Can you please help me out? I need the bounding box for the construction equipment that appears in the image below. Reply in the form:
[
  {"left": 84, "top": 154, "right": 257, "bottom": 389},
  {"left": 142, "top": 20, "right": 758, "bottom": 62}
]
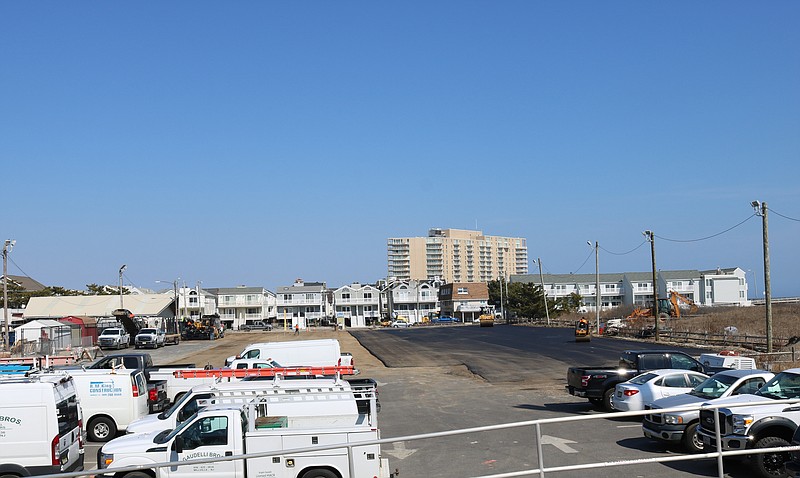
[
  {"left": 575, "top": 318, "right": 591, "bottom": 342},
  {"left": 479, "top": 306, "right": 495, "bottom": 327},
  {"left": 181, "top": 314, "right": 224, "bottom": 340},
  {"left": 626, "top": 291, "right": 698, "bottom": 319}
]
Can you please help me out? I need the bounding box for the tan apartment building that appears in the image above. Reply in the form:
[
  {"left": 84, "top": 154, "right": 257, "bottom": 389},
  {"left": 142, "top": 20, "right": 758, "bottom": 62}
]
[{"left": 387, "top": 228, "right": 528, "bottom": 283}]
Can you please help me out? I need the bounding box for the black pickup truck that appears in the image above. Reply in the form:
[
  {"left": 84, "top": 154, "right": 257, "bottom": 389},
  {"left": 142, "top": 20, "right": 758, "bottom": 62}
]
[
  {"left": 83, "top": 352, "right": 195, "bottom": 413},
  {"left": 566, "top": 350, "right": 715, "bottom": 412}
]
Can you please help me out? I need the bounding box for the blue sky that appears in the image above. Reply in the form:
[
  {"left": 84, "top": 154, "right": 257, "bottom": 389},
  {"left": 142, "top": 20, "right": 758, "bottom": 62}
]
[{"left": 2, "top": 2, "right": 798, "bottom": 297}]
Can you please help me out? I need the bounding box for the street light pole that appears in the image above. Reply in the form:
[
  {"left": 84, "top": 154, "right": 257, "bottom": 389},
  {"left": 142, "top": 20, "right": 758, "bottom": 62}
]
[
  {"left": 752, "top": 200, "right": 773, "bottom": 353},
  {"left": 538, "top": 257, "right": 550, "bottom": 326},
  {"left": 118, "top": 264, "right": 127, "bottom": 310},
  {"left": 3, "top": 239, "right": 16, "bottom": 351},
  {"left": 588, "top": 241, "right": 600, "bottom": 334},
  {"left": 643, "top": 231, "right": 659, "bottom": 342}
]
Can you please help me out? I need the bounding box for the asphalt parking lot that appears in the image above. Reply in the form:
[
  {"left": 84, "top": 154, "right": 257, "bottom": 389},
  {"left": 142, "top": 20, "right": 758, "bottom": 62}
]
[{"left": 83, "top": 326, "right": 747, "bottom": 477}]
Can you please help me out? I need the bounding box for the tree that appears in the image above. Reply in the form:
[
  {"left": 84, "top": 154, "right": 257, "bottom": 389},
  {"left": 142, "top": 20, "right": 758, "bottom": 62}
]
[
  {"left": 552, "top": 292, "right": 584, "bottom": 314},
  {"left": 488, "top": 280, "right": 549, "bottom": 320}
]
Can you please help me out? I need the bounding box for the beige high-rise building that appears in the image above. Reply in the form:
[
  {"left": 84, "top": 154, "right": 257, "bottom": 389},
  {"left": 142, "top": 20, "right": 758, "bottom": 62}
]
[{"left": 387, "top": 228, "right": 528, "bottom": 283}]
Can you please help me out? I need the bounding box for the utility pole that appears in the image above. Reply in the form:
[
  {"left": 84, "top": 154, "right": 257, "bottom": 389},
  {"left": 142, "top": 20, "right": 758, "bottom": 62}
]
[
  {"left": 118, "top": 264, "right": 127, "bottom": 310},
  {"left": 593, "top": 241, "right": 600, "bottom": 334},
  {"left": 499, "top": 272, "right": 505, "bottom": 323},
  {"left": 643, "top": 231, "right": 659, "bottom": 341},
  {"left": 3, "top": 240, "right": 16, "bottom": 351},
  {"left": 753, "top": 200, "right": 773, "bottom": 353},
  {"left": 538, "top": 257, "right": 550, "bottom": 326}
]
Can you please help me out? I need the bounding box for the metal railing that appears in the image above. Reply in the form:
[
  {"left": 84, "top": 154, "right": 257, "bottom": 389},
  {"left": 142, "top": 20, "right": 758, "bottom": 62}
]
[{"left": 34, "top": 398, "right": 800, "bottom": 478}]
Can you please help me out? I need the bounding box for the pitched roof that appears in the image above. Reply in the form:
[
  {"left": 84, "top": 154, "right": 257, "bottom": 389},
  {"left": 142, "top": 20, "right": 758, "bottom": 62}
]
[
  {"left": 23, "top": 294, "right": 173, "bottom": 319},
  {"left": 2, "top": 275, "right": 46, "bottom": 291}
]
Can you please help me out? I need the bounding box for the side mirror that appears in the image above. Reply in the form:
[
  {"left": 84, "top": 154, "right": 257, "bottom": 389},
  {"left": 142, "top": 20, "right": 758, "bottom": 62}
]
[{"left": 173, "top": 436, "right": 184, "bottom": 454}]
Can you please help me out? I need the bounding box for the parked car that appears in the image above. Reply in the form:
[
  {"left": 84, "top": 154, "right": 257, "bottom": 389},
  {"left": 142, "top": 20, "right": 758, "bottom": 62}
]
[
  {"left": 610, "top": 369, "right": 708, "bottom": 412},
  {"left": 239, "top": 321, "right": 274, "bottom": 332},
  {"left": 391, "top": 320, "right": 409, "bottom": 328},
  {"left": 433, "top": 316, "right": 457, "bottom": 323},
  {"left": 134, "top": 328, "right": 166, "bottom": 349},
  {"left": 642, "top": 369, "right": 773, "bottom": 452}
]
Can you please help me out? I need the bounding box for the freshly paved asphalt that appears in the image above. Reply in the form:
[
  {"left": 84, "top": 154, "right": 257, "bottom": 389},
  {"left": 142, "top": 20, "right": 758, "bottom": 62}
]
[{"left": 84, "top": 326, "right": 747, "bottom": 478}]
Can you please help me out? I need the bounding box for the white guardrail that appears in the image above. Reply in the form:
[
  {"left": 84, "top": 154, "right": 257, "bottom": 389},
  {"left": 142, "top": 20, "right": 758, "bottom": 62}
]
[{"left": 35, "top": 398, "right": 800, "bottom": 478}]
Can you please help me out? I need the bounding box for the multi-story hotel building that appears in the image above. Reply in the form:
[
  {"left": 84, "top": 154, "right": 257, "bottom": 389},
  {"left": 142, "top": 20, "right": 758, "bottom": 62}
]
[{"left": 387, "top": 228, "right": 528, "bottom": 283}]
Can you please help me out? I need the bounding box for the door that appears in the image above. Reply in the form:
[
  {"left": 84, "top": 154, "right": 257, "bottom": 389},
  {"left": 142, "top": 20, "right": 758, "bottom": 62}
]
[{"left": 166, "top": 415, "right": 241, "bottom": 478}]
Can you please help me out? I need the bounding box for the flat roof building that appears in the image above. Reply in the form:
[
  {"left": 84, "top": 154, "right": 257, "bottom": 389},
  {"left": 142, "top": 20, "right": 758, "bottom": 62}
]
[{"left": 388, "top": 228, "right": 528, "bottom": 283}]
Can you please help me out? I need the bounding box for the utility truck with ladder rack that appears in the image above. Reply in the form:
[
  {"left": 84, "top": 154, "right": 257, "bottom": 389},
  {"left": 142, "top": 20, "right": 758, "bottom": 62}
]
[{"left": 97, "top": 381, "right": 390, "bottom": 478}]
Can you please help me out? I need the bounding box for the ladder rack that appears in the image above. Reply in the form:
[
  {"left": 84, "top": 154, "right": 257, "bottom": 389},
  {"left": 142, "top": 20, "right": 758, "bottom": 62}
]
[{"left": 172, "top": 365, "right": 356, "bottom": 379}]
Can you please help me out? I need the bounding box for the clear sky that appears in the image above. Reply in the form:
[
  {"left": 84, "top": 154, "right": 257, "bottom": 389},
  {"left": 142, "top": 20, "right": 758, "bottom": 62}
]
[{"left": 2, "top": 2, "right": 798, "bottom": 297}]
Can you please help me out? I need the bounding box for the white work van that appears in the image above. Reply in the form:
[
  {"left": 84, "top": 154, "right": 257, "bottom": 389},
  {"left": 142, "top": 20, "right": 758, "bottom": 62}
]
[
  {"left": 36, "top": 368, "right": 150, "bottom": 442},
  {"left": 98, "top": 383, "right": 388, "bottom": 478},
  {"left": 127, "top": 376, "right": 356, "bottom": 435},
  {"left": 0, "top": 373, "right": 84, "bottom": 476},
  {"left": 224, "top": 338, "right": 351, "bottom": 368}
]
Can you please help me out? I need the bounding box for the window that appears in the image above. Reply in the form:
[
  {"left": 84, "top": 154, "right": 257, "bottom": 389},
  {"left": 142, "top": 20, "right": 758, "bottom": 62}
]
[
  {"left": 364, "top": 293, "right": 372, "bottom": 299},
  {"left": 663, "top": 374, "right": 688, "bottom": 388},
  {"left": 243, "top": 349, "right": 260, "bottom": 359},
  {"left": 56, "top": 395, "right": 80, "bottom": 436},
  {"left": 180, "top": 416, "right": 229, "bottom": 449},
  {"left": 670, "top": 354, "right": 699, "bottom": 370},
  {"left": 342, "top": 293, "right": 351, "bottom": 300},
  {"left": 282, "top": 294, "right": 292, "bottom": 301},
  {"left": 604, "top": 284, "right": 614, "bottom": 290},
  {"left": 457, "top": 288, "right": 469, "bottom": 294}
]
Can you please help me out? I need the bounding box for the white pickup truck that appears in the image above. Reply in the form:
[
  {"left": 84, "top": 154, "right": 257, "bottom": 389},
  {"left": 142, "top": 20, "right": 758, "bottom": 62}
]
[
  {"left": 98, "top": 327, "right": 130, "bottom": 349},
  {"left": 97, "top": 383, "right": 389, "bottom": 478}
]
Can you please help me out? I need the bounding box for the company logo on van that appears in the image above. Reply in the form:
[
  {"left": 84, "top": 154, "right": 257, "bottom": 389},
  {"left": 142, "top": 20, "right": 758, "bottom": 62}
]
[
  {"left": 0, "top": 416, "right": 21, "bottom": 426},
  {"left": 182, "top": 451, "right": 222, "bottom": 461},
  {"left": 89, "top": 380, "right": 123, "bottom": 397}
]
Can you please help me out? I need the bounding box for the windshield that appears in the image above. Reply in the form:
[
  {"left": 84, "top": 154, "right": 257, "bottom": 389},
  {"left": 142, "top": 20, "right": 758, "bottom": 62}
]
[
  {"left": 101, "top": 330, "right": 121, "bottom": 336},
  {"left": 160, "top": 391, "right": 195, "bottom": 419},
  {"left": 756, "top": 372, "right": 800, "bottom": 399},
  {"left": 630, "top": 372, "right": 658, "bottom": 385},
  {"left": 140, "top": 329, "right": 157, "bottom": 334},
  {"left": 690, "top": 373, "right": 739, "bottom": 399}
]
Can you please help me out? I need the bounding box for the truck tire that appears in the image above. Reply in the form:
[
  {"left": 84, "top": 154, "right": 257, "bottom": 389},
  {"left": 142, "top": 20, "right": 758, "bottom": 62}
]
[
  {"left": 300, "top": 469, "right": 337, "bottom": 478},
  {"left": 88, "top": 416, "right": 118, "bottom": 442},
  {"left": 752, "top": 436, "right": 790, "bottom": 478},
  {"left": 682, "top": 422, "right": 703, "bottom": 453},
  {"left": 603, "top": 388, "right": 615, "bottom": 412},
  {"left": 122, "top": 472, "right": 151, "bottom": 478}
]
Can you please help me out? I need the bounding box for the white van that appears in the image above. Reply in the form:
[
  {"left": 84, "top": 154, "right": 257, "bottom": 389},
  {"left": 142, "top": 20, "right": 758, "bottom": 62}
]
[
  {"left": 224, "top": 338, "right": 349, "bottom": 368},
  {"left": 36, "top": 368, "right": 150, "bottom": 442},
  {"left": 0, "top": 373, "right": 84, "bottom": 475}
]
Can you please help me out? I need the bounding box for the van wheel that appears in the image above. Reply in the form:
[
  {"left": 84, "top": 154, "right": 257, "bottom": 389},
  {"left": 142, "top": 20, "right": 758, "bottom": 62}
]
[
  {"left": 682, "top": 422, "right": 703, "bottom": 453},
  {"left": 752, "top": 436, "right": 790, "bottom": 478},
  {"left": 300, "top": 469, "right": 337, "bottom": 478},
  {"left": 88, "top": 417, "right": 117, "bottom": 442}
]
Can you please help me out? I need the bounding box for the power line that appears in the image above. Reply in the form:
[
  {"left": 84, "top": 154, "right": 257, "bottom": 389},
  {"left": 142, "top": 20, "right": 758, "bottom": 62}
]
[
  {"left": 599, "top": 240, "right": 648, "bottom": 256},
  {"left": 654, "top": 214, "right": 757, "bottom": 243},
  {"left": 571, "top": 248, "right": 594, "bottom": 274},
  {"left": 768, "top": 207, "right": 800, "bottom": 222}
]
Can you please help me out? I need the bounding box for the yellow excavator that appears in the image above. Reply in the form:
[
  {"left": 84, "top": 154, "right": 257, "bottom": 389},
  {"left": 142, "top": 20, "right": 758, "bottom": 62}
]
[{"left": 626, "top": 291, "right": 698, "bottom": 319}]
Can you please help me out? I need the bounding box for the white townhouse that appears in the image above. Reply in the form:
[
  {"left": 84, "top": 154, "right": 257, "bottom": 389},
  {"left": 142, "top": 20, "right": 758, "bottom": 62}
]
[
  {"left": 207, "top": 286, "right": 276, "bottom": 330},
  {"left": 275, "top": 279, "right": 329, "bottom": 330},
  {"left": 385, "top": 280, "right": 441, "bottom": 325},
  {"left": 699, "top": 267, "right": 749, "bottom": 306},
  {"left": 511, "top": 267, "right": 749, "bottom": 311},
  {"left": 332, "top": 283, "right": 381, "bottom": 328}
]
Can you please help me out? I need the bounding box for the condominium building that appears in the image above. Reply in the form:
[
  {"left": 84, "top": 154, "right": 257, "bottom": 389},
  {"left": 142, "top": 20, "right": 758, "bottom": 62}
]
[{"left": 387, "top": 228, "right": 528, "bottom": 283}]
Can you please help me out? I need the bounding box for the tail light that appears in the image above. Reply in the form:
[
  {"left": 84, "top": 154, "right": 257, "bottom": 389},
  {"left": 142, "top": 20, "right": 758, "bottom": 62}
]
[
  {"left": 78, "top": 419, "right": 84, "bottom": 449},
  {"left": 580, "top": 375, "right": 591, "bottom": 387},
  {"left": 51, "top": 434, "right": 60, "bottom": 466},
  {"left": 131, "top": 376, "right": 140, "bottom": 397},
  {"left": 623, "top": 389, "right": 639, "bottom": 397},
  {"left": 149, "top": 387, "right": 158, "bottom": 402},
  {"left": 338, "top": 357, "right": 342, "bottom": 366}
]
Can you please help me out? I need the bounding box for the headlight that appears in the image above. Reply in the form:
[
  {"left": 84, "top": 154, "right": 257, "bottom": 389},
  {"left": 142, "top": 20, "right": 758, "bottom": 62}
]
[
  {"left": 98, "top": 452, "right": 114, "bottom": 469},
  {"left": 732, "top": 414, "right": 754, "bottom": 434},
  {"left": 664, "top": 414, "right": 684, "bottom": 425}
]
